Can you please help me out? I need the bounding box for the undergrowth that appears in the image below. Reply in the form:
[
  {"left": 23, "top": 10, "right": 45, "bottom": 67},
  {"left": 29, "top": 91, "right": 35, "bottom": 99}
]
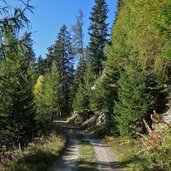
[
  {"left": 3, "top": 133, "right": 66, "bottom": 171},
  {"left": 106, "top": 129, "right": 171, "bottom": 171}
]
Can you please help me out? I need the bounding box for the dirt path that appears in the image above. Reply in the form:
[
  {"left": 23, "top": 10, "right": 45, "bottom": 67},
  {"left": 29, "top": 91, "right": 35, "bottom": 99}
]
[
  {"left": 48, "top": 122, "right": 79, "bottom": 171},
  {"left": 87, "top": 136, "right": 123, "bottom": 171},
  {"left": 48, "top": 121, "right": 124, "bottom": 171}
]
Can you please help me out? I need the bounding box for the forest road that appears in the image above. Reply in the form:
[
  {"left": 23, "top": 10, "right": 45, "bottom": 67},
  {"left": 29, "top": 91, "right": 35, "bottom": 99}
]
[
  {"left": 48, "top": 121, "right": 124, "bottom": 171},
  {"left": 84, "top": 133, "right": 124, "bottom": 171}
]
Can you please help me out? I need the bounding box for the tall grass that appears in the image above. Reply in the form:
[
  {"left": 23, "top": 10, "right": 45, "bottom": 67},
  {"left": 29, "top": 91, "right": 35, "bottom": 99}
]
[{"left": 3, "top": 134, "right": 66, "bottom": 171}]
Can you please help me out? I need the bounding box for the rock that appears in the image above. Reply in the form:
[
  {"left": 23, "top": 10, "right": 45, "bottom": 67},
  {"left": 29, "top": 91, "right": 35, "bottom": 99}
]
[
  {"left": 97, "top": 112, "right": 107, "bottom": 126},
  {"left": 162, "top": 110, "right": 171, "bottom": 124}
]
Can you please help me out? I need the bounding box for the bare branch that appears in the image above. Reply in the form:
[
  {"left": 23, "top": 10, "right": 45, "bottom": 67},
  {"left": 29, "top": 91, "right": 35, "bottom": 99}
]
[{"left": 143, "top": 119, "right": 152, "bottom": 133}]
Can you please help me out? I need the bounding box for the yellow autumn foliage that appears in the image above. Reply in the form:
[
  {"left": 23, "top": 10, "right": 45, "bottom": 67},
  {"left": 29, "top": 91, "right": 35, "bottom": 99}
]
[{"left": 34, "top": 75, "right": 44, "bottom": 96}]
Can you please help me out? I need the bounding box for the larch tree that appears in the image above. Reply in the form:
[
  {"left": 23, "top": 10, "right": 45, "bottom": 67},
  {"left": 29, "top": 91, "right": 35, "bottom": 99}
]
[
  {"left": 72, "top": 10, "right": 86, "bottom": 88},
  {"left": 0, "top": 16, "right": 36, "bottom": 149},
  {"left": 0, "top": 0, "right": 44, "bottom": 150},
  {"left": 34, "top": 62, "right": 62, "bottom": 131},
  {"left": 103, "top": 0, "right": 170, "bottom": 136}
]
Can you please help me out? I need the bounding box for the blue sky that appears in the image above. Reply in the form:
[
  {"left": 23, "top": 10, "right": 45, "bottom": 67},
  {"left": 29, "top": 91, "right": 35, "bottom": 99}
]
[{"left": 25, "top": 0, "right": 117, "bottom": 58}]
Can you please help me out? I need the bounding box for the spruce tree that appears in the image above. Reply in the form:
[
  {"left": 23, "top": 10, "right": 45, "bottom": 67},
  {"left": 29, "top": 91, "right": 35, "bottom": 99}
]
[
  {"left": 46, "top": 25, "right": 74, "bottom": 116},
  {"left": 36, "top": 56, "right": 47, "bottom": 75},
  {"left": 73, "top": 58, "right": 94, "bottom": 117},
  {"left": 114, "top": 68, "right": 148, "bottom": 136},
  {"left": 45, "top": 46, "right": 55, "bottom": 71},
  {"left": 90, "top": 67, "right": 118, "bottom": 115},
  {"left": 114, "top": 65, "right": 167, "bottom": 137},
  {"left": 88, "top": 0, "right": 109, "bottom": 76}
]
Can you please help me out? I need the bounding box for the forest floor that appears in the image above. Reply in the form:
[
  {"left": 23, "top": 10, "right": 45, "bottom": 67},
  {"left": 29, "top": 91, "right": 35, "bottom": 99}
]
[{"left": 48, "top": 121, "right": 124, "bottom": 171}]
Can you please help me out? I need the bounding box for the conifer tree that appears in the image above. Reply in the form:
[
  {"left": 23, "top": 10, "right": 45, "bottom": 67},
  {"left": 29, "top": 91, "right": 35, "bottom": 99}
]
[
  {"left": 73, "top": 58, "right": 94, "bottom": 116},
  {"left": 36, "top": 56, "right": 47, "bottom": 75},
  {"left": 46, "top": 25, "right": 74, "bottom": 116},
  {"left": 34, "top": 62, "right": 62, "bottom": 129},
  {"left": 72, "top": 84, "right": 84, "bottom": 113},
  {"left": 114, "top": 68, "right": 149, "bottom": 136},
  {"left": 117, "top": 0, "right": 124, "bottom": 11},
  {"left": 0, "top": 31, "right": 36, "bottom": 147},
  {"left": 88, "top": 0, "right": 109, "bottom": 76},
  {"left": 72, "top": 10, "right": 84, "bottom": 59},
  {"left": 72, "top": 10, "right": 86, "bottom": 89},
  {"left": 90, "top": 67, "right": 118, "bottom": 115},
  {"left": 114, "top": 65, "right": 167, "bottom": 137},
  {"left": 0, "top": 0, "right": 36, "bottom": 148},
  {"left": 97, "top": 0, "right": 171, "bottom": 135},
  {"left": 45, "top": 46, "right": 55, "bottom": 71}
]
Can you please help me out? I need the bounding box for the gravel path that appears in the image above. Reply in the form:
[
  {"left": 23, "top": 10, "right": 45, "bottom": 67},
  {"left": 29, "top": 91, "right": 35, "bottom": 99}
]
[
  {"left": 48, "top": 122, "right": 79, "bottom": 171},
  {"left": 91, "top": 138, "right": 123, "bottom": 170},
  {"left": 48, "top": 121, "right": 124, "bottom": 171}
]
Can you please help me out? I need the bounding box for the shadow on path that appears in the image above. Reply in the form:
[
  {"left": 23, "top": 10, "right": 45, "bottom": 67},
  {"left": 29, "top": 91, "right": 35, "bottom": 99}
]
[{"left": 76, "top": 160, "right": 124, "bottom": 171}]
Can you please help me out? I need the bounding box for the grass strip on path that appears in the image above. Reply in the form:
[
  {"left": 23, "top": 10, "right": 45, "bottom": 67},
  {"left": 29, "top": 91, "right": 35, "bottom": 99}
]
[{"left": 76, "top": 139, "right": 97, "bottom": 171}]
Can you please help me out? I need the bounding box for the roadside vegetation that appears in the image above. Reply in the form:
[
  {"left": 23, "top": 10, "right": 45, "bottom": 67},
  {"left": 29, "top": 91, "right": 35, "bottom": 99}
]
[
  {"left": 106, "top": 128, "right": 171, "bottom": 170},
  {"left": 3, "top": 132, "right": 65, "bottom": 171}
]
